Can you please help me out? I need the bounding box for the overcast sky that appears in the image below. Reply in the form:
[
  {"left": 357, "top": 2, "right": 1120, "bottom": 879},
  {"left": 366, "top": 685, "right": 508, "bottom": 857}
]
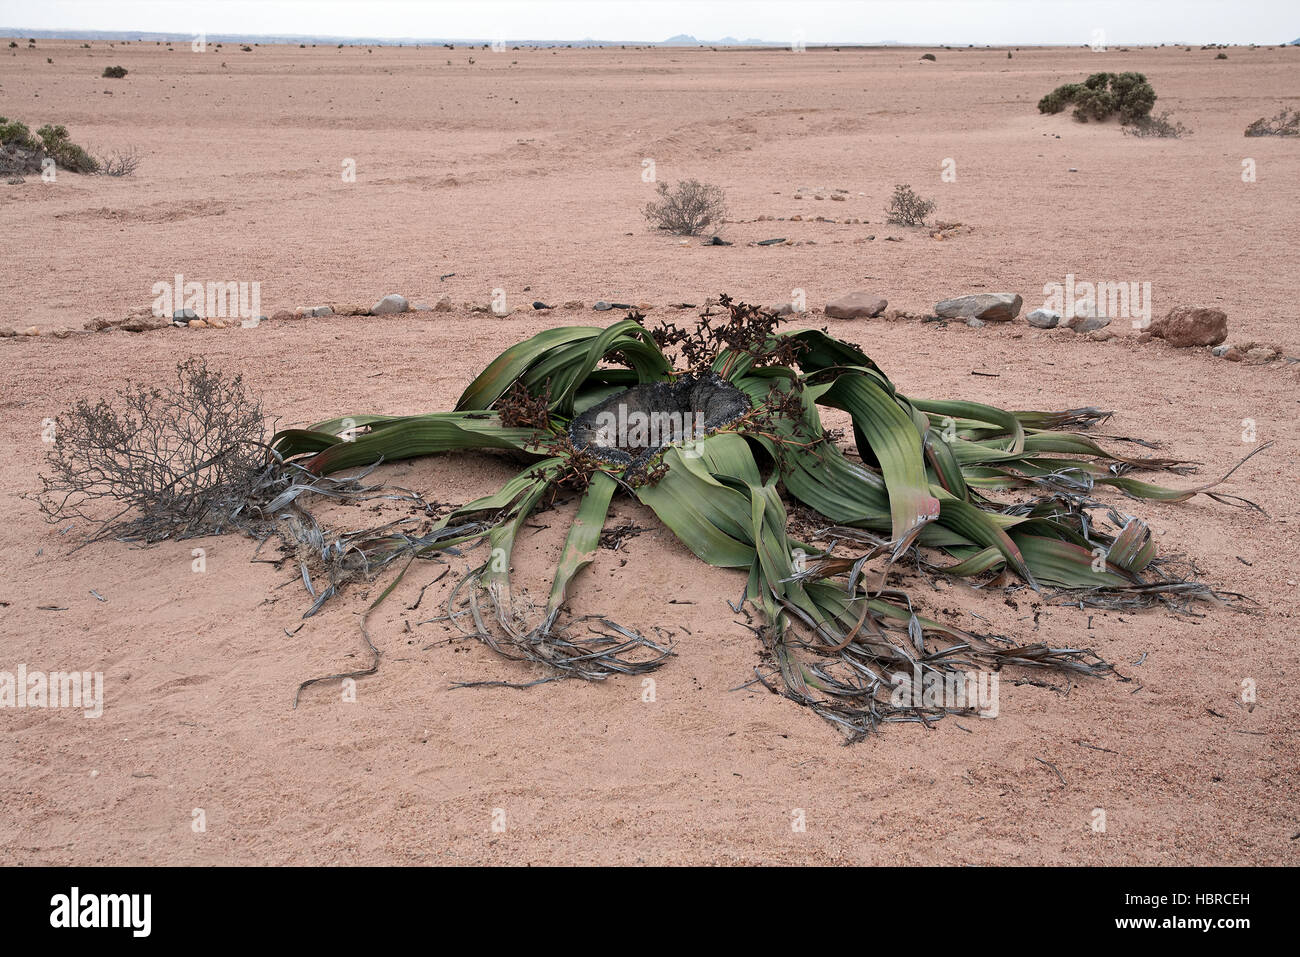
[{"left": 1, "top": 0, "right": 1294, "bottom": 45}]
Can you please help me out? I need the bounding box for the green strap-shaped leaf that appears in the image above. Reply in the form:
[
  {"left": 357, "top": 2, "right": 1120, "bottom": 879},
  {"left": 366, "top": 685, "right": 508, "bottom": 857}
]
[
  {"left": 1106, "top": 518, "right": 1157, "bottom": 572},
  {"left": 547, "top": 471, "right": 617, "bottom": 613},
  {"left": 908, "top": 397, "right": 1026, "bottom": 455},
  {"left": 1010, "top": 534, "right": 1135, "bottom": 589},
  {"left": 458, "top": 320, "right": 673, "bottom": 417},
  {"left": 273, "top": 412, "right": 541, "bottom": 475},
  {"left": 456, "top": 326, "right": 605, "bottom": 410},
  {"left": 635, "top": 442, "right": 759, "bottom": 569},
  {"left": 782, "top": 328, "right": 890, "bottom": 384},
  {"left": 819, "top": 373, "right": 940, "bottom": 554},
  {"left": 933, "top": 490, "right": 1035, "bottom": 586}
]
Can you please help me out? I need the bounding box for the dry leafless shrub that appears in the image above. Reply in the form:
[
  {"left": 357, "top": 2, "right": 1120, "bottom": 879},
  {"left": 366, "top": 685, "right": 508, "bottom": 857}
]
[
  {"left": 1123, "top": 110, "right": 1192, "bottom": 138},
  {"left": 37, "top": 358, "right": 270, "bottom": 543},
  {"left": 95, "top": 146, "right": 141, "bottom": 176},
  {"left": 34, "top": 357, "right": 466, "bottom": 628},
  {"left": 1244, "top": 108, "right": 1300, "bottom": 137},
  {"left": 643, "top": 178, "right": 728, "bottom": 235},
  {"left": 884, "top": 183, "right": 936, "bottom": 226}
]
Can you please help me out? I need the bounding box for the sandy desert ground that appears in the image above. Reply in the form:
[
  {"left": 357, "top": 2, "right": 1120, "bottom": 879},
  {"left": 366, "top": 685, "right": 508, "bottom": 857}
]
[{"left": 1, "top": 40, "right": 1297, "bottom": 864}]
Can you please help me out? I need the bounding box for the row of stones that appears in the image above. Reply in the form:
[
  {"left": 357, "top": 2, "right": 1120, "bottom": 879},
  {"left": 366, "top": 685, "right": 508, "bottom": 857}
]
[
  {"left": 820, "top": 291, "right": 1281, "bottom": 357},
  {"left": 6, "top": 293, "right": 1289, "bottom": 367}
]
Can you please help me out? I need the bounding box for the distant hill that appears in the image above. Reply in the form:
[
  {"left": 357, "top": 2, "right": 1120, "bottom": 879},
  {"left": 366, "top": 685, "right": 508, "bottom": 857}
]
[
  {"left": 660, "top": 34, "right": 765, "bottom": 46},
  {"left": 0, "top": 26, "right": 879, "bottom": 47}
]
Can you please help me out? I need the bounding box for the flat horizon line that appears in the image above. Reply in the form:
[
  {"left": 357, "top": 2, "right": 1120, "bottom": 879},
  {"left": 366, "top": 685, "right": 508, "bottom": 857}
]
[{"left": 2, "top": 27, "right": 1295, "bottom": 47}]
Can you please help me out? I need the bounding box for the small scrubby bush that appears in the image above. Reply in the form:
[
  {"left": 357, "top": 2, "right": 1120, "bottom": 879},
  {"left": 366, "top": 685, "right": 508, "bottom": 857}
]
[
  {"left": 97, "top": 146, "right": 141, "bottom": 176},
  {"left": 37, "top": 359, "right": 269, "bottom": 543},
  {"left": 1038, "top": 71, "right": 1157, "bottom": 124},
  {"left": 1, "top": 117, "right": 139, "bottom": 176},
  {"left": 0, "top": 116, "right": 37, "bottom": 149},
  {"left": 1244, "top": 108, "right": 1300, "bottom": 137},
  {"left": 643, "top": 179, "right": 729, "bottom": 235},
  {"left": 36, "top": 124, "right": 99, "bottom": 173},
  {"left": 1123, "top": 110, "right": 1192, "bottom": 138},
  {"left": 0, "top": 117, "right": 43, "bottom": 177},
  {"left": 884, "top": 184, "right": 936, "bottom": 227},
  {"left": 102, "top": 65, "right": 127, "bottom": 78}
]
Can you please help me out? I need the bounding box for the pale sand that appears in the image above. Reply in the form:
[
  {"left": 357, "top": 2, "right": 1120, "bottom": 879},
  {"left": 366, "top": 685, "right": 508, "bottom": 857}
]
[{"left": 0, "top": 41, "right": 1297, "bottom": 864}]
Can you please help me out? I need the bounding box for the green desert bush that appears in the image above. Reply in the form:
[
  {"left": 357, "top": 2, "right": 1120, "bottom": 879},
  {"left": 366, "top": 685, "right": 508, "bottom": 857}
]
[
  {"left": 0, "top": 116, "right": 43, "bottom": 177},
  {"left": 1038, "top": 71, "right": 1157, "bottom": 124},
  {"left": 1, "top": 117, "right": 139, "bottom": 177},
  {"left": 36, "top": 124, "right": 99, "bottom": 173},
  {"left": 0, "top": 116, "right": 38, "bottom": 149},
  {"left": 884, "top": 183, "right": 936, "bottom": 226},
  {"left": 102, "top": 65, "right": 128, "bottom": 78}
]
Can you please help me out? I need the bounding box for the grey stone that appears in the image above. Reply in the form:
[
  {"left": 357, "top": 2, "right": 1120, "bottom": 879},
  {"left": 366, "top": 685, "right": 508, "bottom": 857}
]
[
  {"left": 1026, "top": 308, "right": 1061, "bottom": 329},
  {"left": 593, "top": 301, "right": 613, "bottom": 311},
  {"left": 825, "top": 291, "right": 888, "bottom": 320},
  {"left": 934, "top": 293, "right": 1022, "bottom": 322},
  {"left": 370, "top": 293, "right": 409, "bottom": 315},
  {"left": 966, "top": 317, "right": 986, "bottom": 328},
  {"left": 1073, "top": 315, "right": 1112, "bottom": 333}
]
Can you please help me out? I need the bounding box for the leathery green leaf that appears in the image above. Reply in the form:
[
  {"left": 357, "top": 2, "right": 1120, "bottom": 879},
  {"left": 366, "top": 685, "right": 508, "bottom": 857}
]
[
  {"left": 547, "top": 471, "right": 617, "bottom": 613},
  {"left": 278, "top": 412, "right": 540, "bottom": 475},
  {"left": 820, "top": 373, "right": 940, "bottom": 553},
  {"left": 635, "top": 447, "right": 756, "bottom": 569}
]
